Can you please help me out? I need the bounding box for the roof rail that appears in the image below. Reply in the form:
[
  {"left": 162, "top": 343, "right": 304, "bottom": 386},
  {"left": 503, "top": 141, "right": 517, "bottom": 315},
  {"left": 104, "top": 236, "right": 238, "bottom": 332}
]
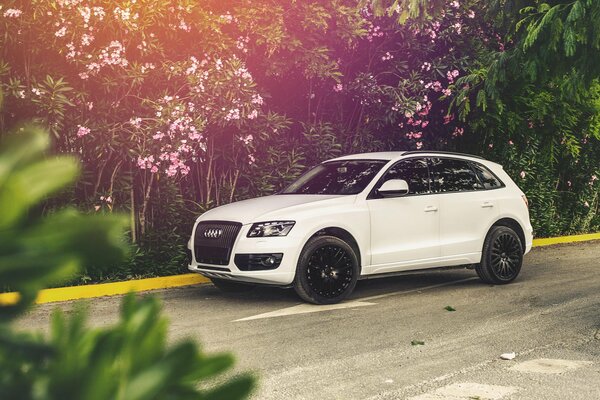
[{"left": 401, "top": 150, "right": 485, "bottom": 160}]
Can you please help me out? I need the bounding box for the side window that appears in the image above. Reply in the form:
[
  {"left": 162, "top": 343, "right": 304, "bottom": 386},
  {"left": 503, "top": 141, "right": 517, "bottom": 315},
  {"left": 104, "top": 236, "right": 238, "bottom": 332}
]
[
  {"left": 470, "top": 162, "right": 504, "bottom": 190},
  {"left": 429, "top": 158, "right": 483, "bottom": 193},
  {"left": 380, "top": 158, "right": 430, "bottom": 195}
]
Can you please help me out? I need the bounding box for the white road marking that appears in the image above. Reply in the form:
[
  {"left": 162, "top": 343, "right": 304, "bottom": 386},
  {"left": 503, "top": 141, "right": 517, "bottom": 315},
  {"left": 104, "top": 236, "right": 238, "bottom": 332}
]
[
  {"left": 408, "top": 382, "right": 519, "bottom": 400},
  {"left": 233, "top": 301, "right": 376, "bottom": 322},
  {"left": 510, "top": 358, "right": 593, "bottom": 374},
  {"left": 234, "top": 277, "right": 477, "bottom": 322},
  {"left": 360, "top": 277, "right": 478, "bottom": 302}
]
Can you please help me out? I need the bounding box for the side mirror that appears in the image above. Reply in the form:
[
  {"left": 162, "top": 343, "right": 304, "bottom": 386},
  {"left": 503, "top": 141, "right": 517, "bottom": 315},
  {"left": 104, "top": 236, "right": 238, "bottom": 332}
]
[{"left": 378, "top": 179, "right": 409, "bottom": 197}]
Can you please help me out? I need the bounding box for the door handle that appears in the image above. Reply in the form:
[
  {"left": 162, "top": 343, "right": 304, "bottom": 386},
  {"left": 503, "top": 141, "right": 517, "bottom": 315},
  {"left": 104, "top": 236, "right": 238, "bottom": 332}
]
[
  {"left": 481, "top": 202, "right": 494, "bottom": 208},
  {"left": 424, "top": 205, "right": 438, "bottom": 212}
]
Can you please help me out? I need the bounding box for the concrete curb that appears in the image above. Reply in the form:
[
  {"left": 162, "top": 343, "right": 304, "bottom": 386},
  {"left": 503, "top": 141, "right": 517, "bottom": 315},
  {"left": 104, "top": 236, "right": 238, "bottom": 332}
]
[
  {"left": 531, "top": 232, "right": 600, "bottom": 247},
  {"left": 0, "top": 274, "right": 209, "bottom": 306},
  {"left": 1, "top": 232, "right": 599, "bottom": 306}
]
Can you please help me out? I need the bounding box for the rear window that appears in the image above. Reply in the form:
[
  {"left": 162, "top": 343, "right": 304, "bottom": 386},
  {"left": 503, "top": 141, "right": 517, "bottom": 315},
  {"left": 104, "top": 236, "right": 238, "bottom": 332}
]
[
  {"left": 429, "top": 158, "right": 483, "bottom": 193},
  {"left": 470, "top": 162, "right": 505, "bottom": 190}
]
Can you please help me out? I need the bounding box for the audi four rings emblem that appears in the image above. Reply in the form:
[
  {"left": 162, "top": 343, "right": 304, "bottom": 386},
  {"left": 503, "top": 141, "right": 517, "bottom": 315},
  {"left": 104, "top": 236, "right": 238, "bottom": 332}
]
[{"left": 203, "top": 228, "right": 223, "bottom": 239}]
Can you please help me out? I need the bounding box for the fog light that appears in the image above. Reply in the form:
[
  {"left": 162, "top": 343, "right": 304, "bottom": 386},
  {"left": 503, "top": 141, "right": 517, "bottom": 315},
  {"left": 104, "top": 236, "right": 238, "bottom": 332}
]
[
  {"left": 234, "top": 253, "right": 283, "bottom": 271},
  {"left": 262, "top": 256, "right": 276, "bottom": 267}
]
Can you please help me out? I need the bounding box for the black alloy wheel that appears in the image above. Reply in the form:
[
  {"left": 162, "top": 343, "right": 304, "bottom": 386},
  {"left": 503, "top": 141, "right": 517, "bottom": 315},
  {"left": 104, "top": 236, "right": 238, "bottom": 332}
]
[
  {"left": 294, "top": 235, "right": 359, "bottom": 304},
  {"left": 476, "top": 225, "right": 523, "bottom": 284}
]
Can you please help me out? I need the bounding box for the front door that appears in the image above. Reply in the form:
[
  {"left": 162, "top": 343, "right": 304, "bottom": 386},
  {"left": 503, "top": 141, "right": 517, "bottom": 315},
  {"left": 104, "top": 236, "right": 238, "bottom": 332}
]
[{"left": 366, "top": 158, "right": 440, "bottom": 273}]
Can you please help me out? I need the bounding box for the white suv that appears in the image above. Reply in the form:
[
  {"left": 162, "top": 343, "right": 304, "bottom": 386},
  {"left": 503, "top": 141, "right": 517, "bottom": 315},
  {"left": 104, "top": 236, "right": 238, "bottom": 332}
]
[{"left": 188, "top": 151, "right": 533, "bottom": 304}]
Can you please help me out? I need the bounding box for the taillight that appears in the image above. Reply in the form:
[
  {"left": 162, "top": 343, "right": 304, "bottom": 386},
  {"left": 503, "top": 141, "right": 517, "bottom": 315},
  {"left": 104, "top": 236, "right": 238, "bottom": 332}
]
[{"left": 521, "top": 194, "right": 529, "bottom": 208}]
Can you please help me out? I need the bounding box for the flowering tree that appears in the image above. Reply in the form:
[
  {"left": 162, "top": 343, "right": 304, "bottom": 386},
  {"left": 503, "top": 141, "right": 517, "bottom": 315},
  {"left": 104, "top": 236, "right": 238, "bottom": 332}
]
[{"left": 1, "top": 0, "right": 598, "bottom": 280}]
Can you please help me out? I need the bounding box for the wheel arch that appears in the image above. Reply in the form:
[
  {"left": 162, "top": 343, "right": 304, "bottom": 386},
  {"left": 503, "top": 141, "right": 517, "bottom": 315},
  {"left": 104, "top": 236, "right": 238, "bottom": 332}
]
[
  {"left": 308, "top": 227, "right": 362, "bottom": 270},
  {"left": 489, "top": 217, "right": 526, "bottom": 253}
]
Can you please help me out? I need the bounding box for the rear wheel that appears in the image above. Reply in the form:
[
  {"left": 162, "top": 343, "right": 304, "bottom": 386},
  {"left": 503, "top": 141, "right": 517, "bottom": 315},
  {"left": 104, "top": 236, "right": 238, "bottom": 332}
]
[
  {"left": 294, "top": 235, "right": 359, "bottom": 304},
  {"left": 211, "top": 278, "right": 255, "bottom": 292},
  {"left": 476, "top": 225, "right": 523, "bottom": 284}
]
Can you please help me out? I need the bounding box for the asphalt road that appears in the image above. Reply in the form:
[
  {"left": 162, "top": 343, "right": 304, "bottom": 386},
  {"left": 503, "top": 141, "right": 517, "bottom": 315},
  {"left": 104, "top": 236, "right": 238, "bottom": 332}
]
[{"left": 17, "top": 241, "right": 600, "bottom": 400}]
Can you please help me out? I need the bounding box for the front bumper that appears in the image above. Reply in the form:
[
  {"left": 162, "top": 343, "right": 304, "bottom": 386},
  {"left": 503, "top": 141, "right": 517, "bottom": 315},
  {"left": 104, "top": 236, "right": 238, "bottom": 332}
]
[{"left": 188, "top": 223, "right": 300, "bottom": 286}]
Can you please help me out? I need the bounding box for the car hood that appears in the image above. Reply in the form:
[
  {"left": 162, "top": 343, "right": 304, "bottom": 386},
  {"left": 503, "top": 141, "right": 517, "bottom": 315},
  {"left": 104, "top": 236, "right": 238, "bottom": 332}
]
[{"left": 198, "top": 194, "right": 353, "bottom": 224}]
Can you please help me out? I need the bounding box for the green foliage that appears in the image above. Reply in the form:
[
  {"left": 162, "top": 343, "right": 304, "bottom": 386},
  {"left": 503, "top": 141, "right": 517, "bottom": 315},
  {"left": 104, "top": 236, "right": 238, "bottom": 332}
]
[
  {"left": 1, "top": 0, "right": 599, "bottom": 286},
  {"left": 0, "top": 295, "right": 254, "bottom": 400},
  {"left": 0, "top": 126, "right": 255, "bottom": 399},
  {"left": 516, "top": 0, "right": 600, "bottom": 94},
  {"left": 0, "top": 126, "right": 127, "bottom": 318}
]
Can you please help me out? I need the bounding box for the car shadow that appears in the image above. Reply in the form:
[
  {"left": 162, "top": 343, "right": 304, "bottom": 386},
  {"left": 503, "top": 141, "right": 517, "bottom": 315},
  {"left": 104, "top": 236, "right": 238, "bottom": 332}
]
[{"left": 184, "top": 268, "right": 482, "bottom": 306}]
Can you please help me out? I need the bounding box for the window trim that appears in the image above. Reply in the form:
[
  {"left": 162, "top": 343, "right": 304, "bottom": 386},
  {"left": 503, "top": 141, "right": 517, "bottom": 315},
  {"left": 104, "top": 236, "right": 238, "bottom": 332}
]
[{"left": 367, "top": 156, "right": 507, "bottom": 199}]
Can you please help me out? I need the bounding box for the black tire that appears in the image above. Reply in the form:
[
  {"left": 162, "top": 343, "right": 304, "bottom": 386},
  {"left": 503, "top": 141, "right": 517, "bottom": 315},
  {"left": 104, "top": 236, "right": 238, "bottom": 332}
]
[
  {"left": 476, "top": 225, "right": 523, "bottom": 284},
  {"left": 211, "top": 278, "right": 255, "bottom": 293},
  {"left": 293, "top": 235, "right": 360, "bottom": 304}
]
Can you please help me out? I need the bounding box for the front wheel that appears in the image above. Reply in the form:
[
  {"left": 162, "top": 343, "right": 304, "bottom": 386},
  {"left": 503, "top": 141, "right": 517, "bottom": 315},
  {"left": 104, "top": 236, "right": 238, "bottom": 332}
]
[
  {"left": 476, "top": 225, "right": 523, "bottom": 284},
  {"left": 294, "top": 235, "right": 360, "bottom": 304}
]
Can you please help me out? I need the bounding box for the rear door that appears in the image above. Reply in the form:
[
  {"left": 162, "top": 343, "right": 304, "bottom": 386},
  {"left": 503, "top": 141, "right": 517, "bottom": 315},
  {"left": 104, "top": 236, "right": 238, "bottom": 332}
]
[{"left": 429, "top": 157, "right": 501, "bottom": 257}]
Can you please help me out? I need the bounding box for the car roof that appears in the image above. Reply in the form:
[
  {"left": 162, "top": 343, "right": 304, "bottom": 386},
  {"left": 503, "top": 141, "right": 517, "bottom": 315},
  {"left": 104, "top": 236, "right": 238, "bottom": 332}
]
[
  {"left": 329, "top": 151, "right": 491, "bottom": 163},
  {"left": 328, "top": 152, "right": 407, "bottom": 161}
]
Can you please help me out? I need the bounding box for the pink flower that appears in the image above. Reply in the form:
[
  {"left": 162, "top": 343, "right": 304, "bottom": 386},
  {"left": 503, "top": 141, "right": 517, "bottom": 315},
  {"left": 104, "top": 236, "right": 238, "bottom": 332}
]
[
  {"left": 129, "top": 117, "right": 142, "bottom": 128},
  {"left": 519, "top": 171, "right": 526, "bottom": 179},
  {"left": 415, "top": 141, "right": 423, "bottom": 149},
  {"left": 251, "top": 94, "right": 264, "bottom": 105},
  {"left": 446, "top": 70, "right": 459, "bottom": 84},
  {"left": 508, "top": 140, "right": 514, "bottom": 145},
  {"left": 453, "top": 22, "right": 462, "bottom": 34},
  {"left": 467, "top": 10, "right": 476, "bottom": 18},
  {"left": 76, "top": 125, "right": 90, "bottom": 137},
  {"left": 55, "top": 26, "right": 67, "bottom": 37},
  {"left": 239, "top": 134, "right": 254, "bottom": 145},
  {"left": 3, "top": 9, "right": 23, "bottom": 18},
  {"left": 443, "top": 114, "right": 454, "bottom": 125},
  {"left": 333, "top": 83, "right": 343, "bottom": 92}
]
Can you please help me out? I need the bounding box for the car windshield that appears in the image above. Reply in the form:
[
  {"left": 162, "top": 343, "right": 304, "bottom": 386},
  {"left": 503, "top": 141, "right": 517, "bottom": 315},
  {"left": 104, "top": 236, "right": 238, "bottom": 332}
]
[{"left": 281, "top": 160, "right": 387, "bottom": 195}]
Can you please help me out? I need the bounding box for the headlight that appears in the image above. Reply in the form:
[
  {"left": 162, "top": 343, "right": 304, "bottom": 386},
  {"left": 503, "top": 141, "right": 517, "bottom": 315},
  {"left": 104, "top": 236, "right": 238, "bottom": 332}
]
[{"left": 247, "top": 221, "right": 295, "bottom": 237}]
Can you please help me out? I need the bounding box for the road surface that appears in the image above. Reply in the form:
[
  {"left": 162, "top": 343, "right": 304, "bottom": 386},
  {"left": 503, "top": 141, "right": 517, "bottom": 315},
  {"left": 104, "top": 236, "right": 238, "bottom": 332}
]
[{"left": 17, "top": 241, "right": 600, "bottom": 399}]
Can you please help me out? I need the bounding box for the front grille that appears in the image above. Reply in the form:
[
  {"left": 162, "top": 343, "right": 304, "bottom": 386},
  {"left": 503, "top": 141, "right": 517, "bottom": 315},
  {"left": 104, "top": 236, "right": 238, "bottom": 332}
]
[{"left": 194, "top": 221, "right": 242, "bottom": 265}]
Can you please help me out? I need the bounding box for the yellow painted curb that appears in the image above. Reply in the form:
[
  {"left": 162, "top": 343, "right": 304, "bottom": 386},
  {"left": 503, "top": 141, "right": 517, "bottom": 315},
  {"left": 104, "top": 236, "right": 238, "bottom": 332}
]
[
  {"left": 532, "top": 232, "right": 600, "bottom": 247},
  {"left": 0, "top": 232, "right": 599, "bottom": 306},
  {"left": 0, "top": 273, "right": 209, "bottom": 306}
]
